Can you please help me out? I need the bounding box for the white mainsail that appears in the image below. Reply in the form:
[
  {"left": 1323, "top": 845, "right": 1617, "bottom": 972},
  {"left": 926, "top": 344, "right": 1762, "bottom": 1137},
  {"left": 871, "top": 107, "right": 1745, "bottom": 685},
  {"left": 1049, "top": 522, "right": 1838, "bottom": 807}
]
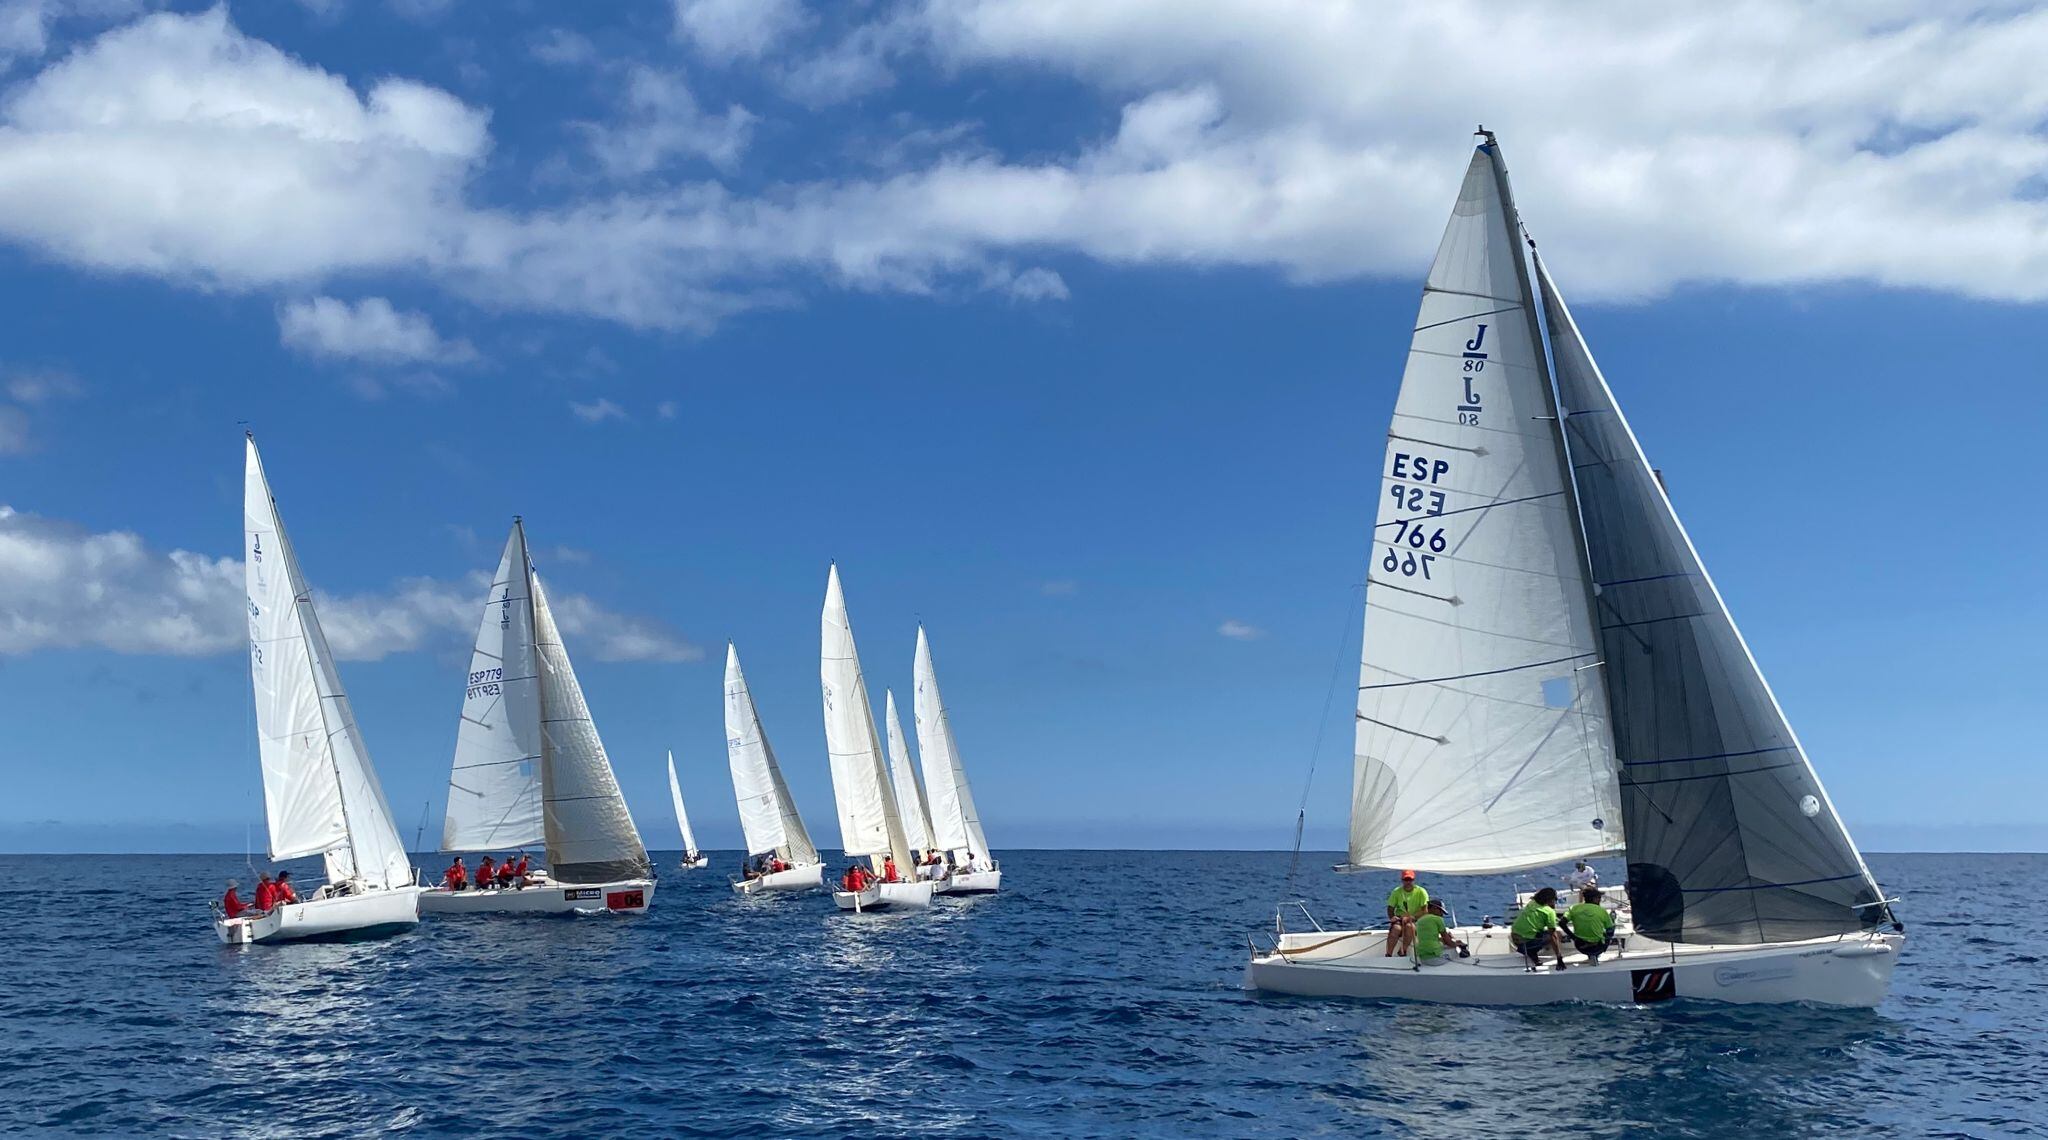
[
  {"left": 912, "top": 626, "right": 990, "bottom": 860},
  {"left": 442, "top": 523, "right": 544, "bottom": 851},
  {"left": 885, "top": 690, "right": 936, "bottom": 853},
  {"left": 724, "top": 643, "right": 818, "bottom": 864},
  {"left": 1348, "top": 142, "right": 1622, "bottom": 875},
  {"left": 666, "top": 750, "right": 699, "bottom": 857},
  {"left": 243, "top": 435, "right": 412, "bottom": 891},
  {"left": 819, "top": 565, "right": 912, "bottom": 872},
  {"left": 531, "top": 570, "right": 651, "bottom": 881}
]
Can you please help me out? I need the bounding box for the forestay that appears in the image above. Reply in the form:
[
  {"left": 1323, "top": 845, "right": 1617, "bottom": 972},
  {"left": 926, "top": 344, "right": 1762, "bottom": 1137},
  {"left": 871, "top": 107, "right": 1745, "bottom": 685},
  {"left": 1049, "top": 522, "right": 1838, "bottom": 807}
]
[
  {"left": 724, "top": 644, "right": 818, "bottom": 864},
  {"left": 532, "top": 571, "right": 650, "bottom": 882},
  {"left": 819, "top": 565, "right": 913, "bottom": 870},
  {"left": 885, "top": 690, "right": 937, "bottom": 852},
  {"left": 243, "top": 437, "right": 412, "bottom": 891},
  {"left": 1539, "top": 257, "right": 1886, "bottom": 943},
  {"left": 443, "top": 523, "right": 545, "bottom": 852},
  {"left": 666, "top": 751, "right": 699, "bottom": 856},
  {"left": 1349, "top": 143, "right": 1622, "bottom": 875},
  {"left": 913, "top": 627, "right": 990, "bottom": 860}
]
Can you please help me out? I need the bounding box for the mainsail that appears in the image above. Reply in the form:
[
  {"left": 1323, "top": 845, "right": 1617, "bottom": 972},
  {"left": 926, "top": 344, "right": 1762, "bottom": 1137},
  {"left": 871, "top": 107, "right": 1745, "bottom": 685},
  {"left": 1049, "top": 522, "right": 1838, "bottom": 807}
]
[
  {"left": 243, "top": 436, "right": 412, "bottom": 891},
  {"left": 913, "top": 626, "right": 990, "bottom": 860},
  {"left": 666, "top": 751, "right": 699, "bottom": 857},
  {"left": 724, "top": 643, "right": 818, "bottom": 864},
  {"left": 819, "top": 565, "right": 913, "bottom": 871},
  {"left": 885, "top": 690, "right": 936, "bottom": 853},
  {"left": 442, "top": 523, "right": 544, "bottom": 851},
  {"left": 1538, "top": 256, "right": 1887, "bottom": 943},
  {"left": 532, "top": 568, "right": 650, "bottom": 882},
  {"left": 1348, "top": 142, "right": 1622, "bottom": 874}
]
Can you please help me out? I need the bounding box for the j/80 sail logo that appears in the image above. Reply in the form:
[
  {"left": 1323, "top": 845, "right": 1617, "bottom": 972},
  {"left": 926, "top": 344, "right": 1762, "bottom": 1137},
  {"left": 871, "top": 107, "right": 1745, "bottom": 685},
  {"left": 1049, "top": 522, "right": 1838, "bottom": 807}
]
[{"left": 1456, "top": 324, "right": 1486, "bottom": 426}]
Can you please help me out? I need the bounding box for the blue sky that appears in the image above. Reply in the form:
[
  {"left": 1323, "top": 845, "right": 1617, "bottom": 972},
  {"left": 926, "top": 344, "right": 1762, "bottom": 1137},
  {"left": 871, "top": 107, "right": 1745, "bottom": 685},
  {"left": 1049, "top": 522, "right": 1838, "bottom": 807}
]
[{"left": 2, "top": 1, "right": 2045, "bottom": 854}]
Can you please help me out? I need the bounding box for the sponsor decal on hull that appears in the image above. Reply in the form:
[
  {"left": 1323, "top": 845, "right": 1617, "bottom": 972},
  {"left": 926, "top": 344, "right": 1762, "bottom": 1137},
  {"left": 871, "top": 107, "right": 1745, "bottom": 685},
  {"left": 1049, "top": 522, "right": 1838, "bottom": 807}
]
[
  {"left": 563, "top": 888, "right": 601, "bottom": 901},
  {"left": 1714, "top": 964, "right": 1796, "bottom": 987},
  {"left": 1631, "top": 967, "right": 1676, "bottom": 1003},
  {"left": 606, "top": 889, "right": 644, "bottom": 910}
]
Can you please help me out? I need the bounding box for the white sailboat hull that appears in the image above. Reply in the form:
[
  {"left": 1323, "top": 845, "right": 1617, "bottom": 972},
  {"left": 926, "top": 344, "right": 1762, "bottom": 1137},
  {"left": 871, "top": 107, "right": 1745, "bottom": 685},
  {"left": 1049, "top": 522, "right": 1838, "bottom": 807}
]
[
  {"left": 215, "top": 886, "right": 422, "bottom": 945},
  {"left": 934, "top": 868, "right": 1001, "bottom": 895},
  {"left": 731, "top": 863, "right": 824, "bottom": 895},
  {"left": 831, "top": 880, "right": 934, "bottom": 912},
  {"left": 419, "top": 878, "right": 654, "bottom": 915},
  {"left": 680, "top": 854, "right": 709, "bottom": 869},
  {"left": 1244, "top": 924, "right": 1902, "bottom": 1008}
]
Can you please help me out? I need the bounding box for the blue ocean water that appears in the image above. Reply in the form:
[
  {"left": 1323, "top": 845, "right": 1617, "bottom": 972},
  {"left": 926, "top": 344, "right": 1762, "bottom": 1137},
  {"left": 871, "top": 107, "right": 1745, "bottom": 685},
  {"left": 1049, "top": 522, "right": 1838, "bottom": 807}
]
[{"left": 0, "top": 850, "right": 2039, "bottom": 1137}]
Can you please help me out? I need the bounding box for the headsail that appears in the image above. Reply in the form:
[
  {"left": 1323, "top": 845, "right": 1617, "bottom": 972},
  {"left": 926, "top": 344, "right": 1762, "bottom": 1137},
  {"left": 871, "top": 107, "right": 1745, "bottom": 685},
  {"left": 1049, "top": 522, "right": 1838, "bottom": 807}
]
[
  {"left": 667, "top": 750, "right": 699, "bottom": 857},
  {"left": 1348, "top": 141, "right": 1622, "bottom": 874},
  {"left": 819, "top": 565, "right": 913, "bottom": 871},
  {"left": 885, "top": 690, "right": 936, "bottom": 853},
  {"left": 532, "top": 570, "right": 650, "bottom": 881},
  {"left": 442, "top": 522, "right": 544, "bottom": 852},
  {"left": 913, "top": 626, "right": 990, "bottom": 860},
  {"left": 1539, "top": 256, "right": 1886, "bottom": 943},
  {"left": 243, "top": 436, "right": 412, "bottom": 891},
  {"left": 724, "top": 643, "right": 818, "bottom": 863}
]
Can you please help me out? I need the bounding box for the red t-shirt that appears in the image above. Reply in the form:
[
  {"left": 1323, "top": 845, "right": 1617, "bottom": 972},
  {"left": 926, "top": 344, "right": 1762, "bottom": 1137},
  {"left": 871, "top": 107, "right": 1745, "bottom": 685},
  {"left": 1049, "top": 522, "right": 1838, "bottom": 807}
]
[
  {"left": 882, "top": 861, "right": 900, "bottom": 883},
  {"left": 274, "top": 882, "right": 298, "bottom": 905},
  {"left": 514, "top": 857, "right": 530, "bottom": 877},
  {"left": 477, "top": 862, "right": 495, "bottom": 883},
  {"left": 444, "top": 865, "right": 466, "bottom": 888},
  {"left": 497, "top": 863, "right": 517, "bottom": 883},
  {"left": 223, "top": 889, "right": 247, "bottom": 918},
  {"left": 254, "top": 882, "right": 278, "bottom": 910}
]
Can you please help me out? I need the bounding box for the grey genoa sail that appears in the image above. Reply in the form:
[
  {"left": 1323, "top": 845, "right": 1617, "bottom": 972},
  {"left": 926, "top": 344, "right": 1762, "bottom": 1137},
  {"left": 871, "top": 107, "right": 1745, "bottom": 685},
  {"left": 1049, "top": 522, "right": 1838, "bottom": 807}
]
[{"left": 1537, "top": 256, "right": 1890, "bottom": 944}]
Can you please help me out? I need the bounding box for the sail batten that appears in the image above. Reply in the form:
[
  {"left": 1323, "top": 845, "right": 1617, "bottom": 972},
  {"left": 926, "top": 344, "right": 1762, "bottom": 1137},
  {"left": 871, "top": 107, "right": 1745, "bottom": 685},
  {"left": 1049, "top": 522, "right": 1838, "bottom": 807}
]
[
  {"left": 1346, "top": 144, "right": 1623, "bottom": 875},
  {"left": 1537, "top": 255, "right": 1884, "bottom": 943}
]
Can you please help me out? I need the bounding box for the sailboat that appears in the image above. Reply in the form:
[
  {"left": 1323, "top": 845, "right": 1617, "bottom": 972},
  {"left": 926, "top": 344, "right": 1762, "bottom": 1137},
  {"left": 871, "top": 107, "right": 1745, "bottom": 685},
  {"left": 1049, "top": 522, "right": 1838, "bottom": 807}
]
[
  {"left": 914, "top": 627, "right": 1000, "bottom": 894},
  {"left": 216, "top": 434, "right": 423, "bottom": 945},
  {"left": 667, "top": 751, "right": 709, "bottom": 868},
  {"left": 820, "top": 565, "right": 933, "bottom": 912},
  {"left": 724, "top": 643, "right": 825, "bottom": 894},
  {"left": 1244, "top": 131, "right": 1904, "bottom": 1007},
  {"left": 422, "top": 520, "right": 656, "bottom": 915},
  {"left": 884, "top": 689, "right": 940, "bottom": 880}
]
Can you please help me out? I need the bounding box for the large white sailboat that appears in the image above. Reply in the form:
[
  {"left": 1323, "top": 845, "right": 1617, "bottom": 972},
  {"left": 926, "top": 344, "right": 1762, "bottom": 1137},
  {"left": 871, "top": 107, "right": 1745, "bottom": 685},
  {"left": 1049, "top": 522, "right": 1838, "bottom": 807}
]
[
  {"left": 422, "top": 520, "right": 655, "bottom": 915},
  {"left": 1244, "top": 131, "right": 1903, "bottom": 1007},
  {"left": 914, "top": 627, "right": 1000, "bottom": 894},
  {"left": 667, "top": 751, "right": 709, "bottom": 869},
  {"left": 724, "top": 643, "right": 825, "bottom": 895},
  {"left": 216, "top": 435, "right": 423, "bottom": 945},
  {"left": 820, "top": 566, "right": 932, "bottom": 912}
]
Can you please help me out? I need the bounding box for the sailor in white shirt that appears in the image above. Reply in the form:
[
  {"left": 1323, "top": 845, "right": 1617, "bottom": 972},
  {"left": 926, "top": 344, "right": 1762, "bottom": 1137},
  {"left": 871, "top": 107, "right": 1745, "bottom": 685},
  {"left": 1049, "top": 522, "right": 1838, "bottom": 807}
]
[{"left": 1567, "top": 861, "right": 1599, "bottom": 891}]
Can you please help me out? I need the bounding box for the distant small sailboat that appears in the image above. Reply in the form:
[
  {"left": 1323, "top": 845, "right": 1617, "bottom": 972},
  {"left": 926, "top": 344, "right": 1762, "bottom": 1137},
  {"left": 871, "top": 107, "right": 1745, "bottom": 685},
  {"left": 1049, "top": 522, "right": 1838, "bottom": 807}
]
[
  {"left": 724, "top": 643, "right": 824, "bottom": 894},
  {"left": 1243, "top": 131, "right": 1902, "bottom": 1006},
  {"left": 820, "top": 566, "right": 932, "bottom": 912},
  {"left": 914, "top": 627, "right": 1000, "bottom": 894},
  {"left": 667, "top": 751, "right": 709, "bottom": 869},
  {"left": 216, "top": 434, "right": 423, "bottom": 945},
  {"left": 422, "top": 520, "right": 655, "bottom": 915}
]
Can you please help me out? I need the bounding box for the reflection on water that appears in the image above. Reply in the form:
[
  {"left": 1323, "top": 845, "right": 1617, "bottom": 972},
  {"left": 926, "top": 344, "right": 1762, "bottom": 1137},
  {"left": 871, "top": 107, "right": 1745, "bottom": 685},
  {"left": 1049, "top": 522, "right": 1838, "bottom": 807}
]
[{"left": 0, "top": 851, "right": 2040, "bottom": 1137}]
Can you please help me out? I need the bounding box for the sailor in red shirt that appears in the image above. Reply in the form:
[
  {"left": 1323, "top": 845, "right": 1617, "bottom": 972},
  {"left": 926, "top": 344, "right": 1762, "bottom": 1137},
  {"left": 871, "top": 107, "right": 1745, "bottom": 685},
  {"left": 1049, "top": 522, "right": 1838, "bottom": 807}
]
[
  {"left": 476, "top": 856, "right": 496, "bottom": 890},
  {"left": 272, "top": 871, "right": 299, "bottom": 906},
  {"left": 841, "top": 864, "right": 872, "bottom": 892},
  {"left": 221, "top": 880, "right": 249, "bottom": 919},
  {"left": 882, "top": 855, "right": 900, "bottom": 883},
  {"left": 253, "top": 872, "right": 278, "bottom": 911},
  {"left": 496, "top": 857, "right": 518, "bottom": 889},
  {"left": 443, "top": 857, "right": 468, "bottom": 892},
  {"left": 513, "top": 854, "right": 531, "bottom": 886}
]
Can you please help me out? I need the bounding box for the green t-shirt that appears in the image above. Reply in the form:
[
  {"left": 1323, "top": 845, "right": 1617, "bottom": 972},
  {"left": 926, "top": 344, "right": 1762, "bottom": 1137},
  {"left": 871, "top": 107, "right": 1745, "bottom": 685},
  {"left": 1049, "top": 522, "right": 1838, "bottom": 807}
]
[
  {"left": 1566, "top": 903, "right": 1612, "bottom": 943},
  {"left": 1511, "top": 901, "right": 1558, "bottom": 942},
  {"left": 1387, "top": 884, "right": 1429, "bottom": 917},
  {"left": 1414, "top": 913, "right": 1448, "bottom": 959}
]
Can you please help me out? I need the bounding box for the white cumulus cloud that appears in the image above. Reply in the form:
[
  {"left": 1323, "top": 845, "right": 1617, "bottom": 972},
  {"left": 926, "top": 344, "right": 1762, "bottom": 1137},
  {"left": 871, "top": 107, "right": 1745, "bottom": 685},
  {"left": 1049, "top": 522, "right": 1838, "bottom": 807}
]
[
  {"left": 1218, "top": 619, "right": 1263, "bottom": 640},
  {"left": 0, "top": 505, "right": 699, "bottom": 662},
  {"left": 279, "top": 296, "right": 477, "bottom": 365}
]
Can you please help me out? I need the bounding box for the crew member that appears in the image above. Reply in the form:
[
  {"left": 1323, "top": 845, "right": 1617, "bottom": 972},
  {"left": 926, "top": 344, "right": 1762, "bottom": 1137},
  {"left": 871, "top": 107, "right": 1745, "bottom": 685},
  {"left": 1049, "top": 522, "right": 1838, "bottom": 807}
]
[
  {"left": 444, "top": 857, "right": 468, "bottom": 892},
  {"left": 882, "top": 855, "right": 901, "bottom": 883},
  {"left": 254, "top": 872, "right": 278, "bottom": 911},
  {"left": 1511, "top": 887, "right": 1569, "bottom": 970},
  {"left": 476, "top": 856, "right": 497, "bottom": 890},
  {"left": 1413, "top": 898, "right": 1465, "bottom": 965},
  {"left": 221, "top": 880, "right": 249, "bottom": 919},
  {"left": 272, "top": 871, "right": 299, "bottom": 906},
  {"left": 513, "top": 854, "right": 531, "bottom": 886},
  {"left": 497, "top": 857, "right": 518, "bottom": 889},
  {"left": 1567, "top": 861, "right": 1599, "bottom": 892},
  {"left": 1564, "top": 888, "right": 1615, "bottom": 962},
  {"left": 1385, "top": 870, "right": 1430, "bottom": 957}
]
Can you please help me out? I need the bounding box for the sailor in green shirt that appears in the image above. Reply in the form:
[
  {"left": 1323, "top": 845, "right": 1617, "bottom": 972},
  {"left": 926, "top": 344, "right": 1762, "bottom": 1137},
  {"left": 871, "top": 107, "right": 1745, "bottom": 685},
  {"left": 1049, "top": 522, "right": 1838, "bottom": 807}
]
[
  {"left": 1564, "top": 888, "right": 1615, "bottom": 962},
  {"left": 1384, "top": 870, "right": 1429, "bottom": 957},
  {"left": 1510, "top": 886, "right": 1568, "bottom": 970},
  {"left": 1411, "top": 898, "right": 1465, "bottom": 966}
]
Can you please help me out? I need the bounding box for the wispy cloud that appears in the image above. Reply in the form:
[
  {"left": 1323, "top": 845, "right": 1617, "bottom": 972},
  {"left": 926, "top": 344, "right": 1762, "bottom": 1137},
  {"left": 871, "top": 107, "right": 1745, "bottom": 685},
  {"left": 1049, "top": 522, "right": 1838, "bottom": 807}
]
[
  {"left": 569, "top": 397, "right": 627, "bottom": 423},
  {"left": 655, "top": 399, "right": 679, "bottom": 420},
  {"left": 0, "top": 364, "right": 81, "bottom": 454},
  {"left": 671, "top": 0, "right": 809, "bottom": 62},
  {"left": 0, "top": 506, "right": 699, "bottom": 662},
  {"left": 1037, "top": 579, "right": 1078, "bottom": 597},
  {"left": 280, "top": 296, "right": 478, "bottom": 366},
  {"left": 1218, "top": 619, "right": 1264, "bottom": 641}
]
